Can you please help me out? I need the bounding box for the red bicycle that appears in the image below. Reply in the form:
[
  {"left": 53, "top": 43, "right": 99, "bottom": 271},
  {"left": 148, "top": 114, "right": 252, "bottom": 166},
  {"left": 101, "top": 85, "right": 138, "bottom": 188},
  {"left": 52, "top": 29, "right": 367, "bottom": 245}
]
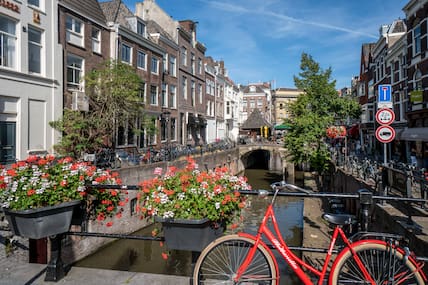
[{"left": 192, "top": 183, "right": 426, "bottom": 284}]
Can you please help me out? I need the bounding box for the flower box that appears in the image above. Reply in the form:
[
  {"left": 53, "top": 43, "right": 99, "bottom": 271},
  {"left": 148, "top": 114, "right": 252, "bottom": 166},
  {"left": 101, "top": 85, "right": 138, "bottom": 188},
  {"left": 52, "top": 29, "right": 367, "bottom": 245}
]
[
  {"left": 3, "top": 200, "right": 80, "bottom": 239},
  {"left": 155, "top": 217, "right": 224, "bottom": 252}
]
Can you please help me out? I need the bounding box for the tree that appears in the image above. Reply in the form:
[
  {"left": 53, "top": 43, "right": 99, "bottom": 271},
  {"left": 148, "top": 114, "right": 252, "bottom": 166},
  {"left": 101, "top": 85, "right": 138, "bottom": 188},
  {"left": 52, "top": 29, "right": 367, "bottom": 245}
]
[
  {"left": 50, "top": 60, "right": 144, "bottom": 157},
  {"left": 284, "top": 53, "right": 361, "bottom": 181}
]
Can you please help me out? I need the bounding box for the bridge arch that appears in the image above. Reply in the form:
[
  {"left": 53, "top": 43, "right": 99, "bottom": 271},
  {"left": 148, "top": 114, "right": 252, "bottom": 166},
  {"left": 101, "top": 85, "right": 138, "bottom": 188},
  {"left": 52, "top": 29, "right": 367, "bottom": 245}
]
[{"left": 238, "top": 144, "right": 294, "bottom": 181}]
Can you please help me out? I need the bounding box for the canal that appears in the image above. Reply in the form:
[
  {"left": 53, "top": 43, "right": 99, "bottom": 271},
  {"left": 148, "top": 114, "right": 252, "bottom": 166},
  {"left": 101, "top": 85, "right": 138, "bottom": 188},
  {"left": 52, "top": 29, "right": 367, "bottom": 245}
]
[{"left": 75, "top": 168, "right": 304, "bottom": 284}]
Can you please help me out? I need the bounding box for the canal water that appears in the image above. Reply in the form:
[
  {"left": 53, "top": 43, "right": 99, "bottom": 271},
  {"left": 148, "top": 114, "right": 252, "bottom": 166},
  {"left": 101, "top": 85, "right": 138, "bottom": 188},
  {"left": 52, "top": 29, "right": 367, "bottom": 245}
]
[{"left": 75, "top": 169, "right": 304, "bottom": 284}]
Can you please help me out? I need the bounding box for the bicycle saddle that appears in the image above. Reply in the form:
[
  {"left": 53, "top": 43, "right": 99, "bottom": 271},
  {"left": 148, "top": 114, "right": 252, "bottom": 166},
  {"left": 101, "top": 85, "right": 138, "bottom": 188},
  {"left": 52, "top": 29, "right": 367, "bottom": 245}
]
[{"left": 322, "top": 213, "right": 357, "bottom": 226}]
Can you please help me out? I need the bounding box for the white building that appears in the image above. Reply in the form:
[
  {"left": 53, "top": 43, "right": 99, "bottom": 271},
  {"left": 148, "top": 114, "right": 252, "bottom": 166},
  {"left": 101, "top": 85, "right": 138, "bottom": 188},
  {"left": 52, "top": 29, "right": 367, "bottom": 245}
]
[{"left": 0, "top": 0, "right": 63, "bottom": 163}]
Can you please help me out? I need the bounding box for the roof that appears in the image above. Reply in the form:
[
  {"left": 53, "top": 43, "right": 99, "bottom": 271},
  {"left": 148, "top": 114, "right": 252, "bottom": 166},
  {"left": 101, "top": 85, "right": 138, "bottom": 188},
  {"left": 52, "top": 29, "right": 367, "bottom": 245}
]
[
  {"left": 241, "top": 109, "right": 272, "bottom": 129},
  {"left": 100, "top": 0, "right": 134, "bottom": 28},
  {"left": 60, "top": 0, "right": 107, "bottom": 26}
]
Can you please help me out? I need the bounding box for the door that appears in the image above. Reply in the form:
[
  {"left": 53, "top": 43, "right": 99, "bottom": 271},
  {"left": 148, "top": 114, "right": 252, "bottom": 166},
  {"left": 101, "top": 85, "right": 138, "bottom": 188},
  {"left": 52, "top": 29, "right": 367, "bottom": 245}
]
[{"left": 0, "top": 122, "right": 16, "bottom": 164}]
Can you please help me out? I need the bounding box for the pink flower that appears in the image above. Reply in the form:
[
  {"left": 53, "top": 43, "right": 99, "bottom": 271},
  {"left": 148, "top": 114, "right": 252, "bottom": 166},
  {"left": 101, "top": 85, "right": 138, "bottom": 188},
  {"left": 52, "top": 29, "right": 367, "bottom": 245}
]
[{"left": 154, "top": 167, "right": 163, "bottom": 176}]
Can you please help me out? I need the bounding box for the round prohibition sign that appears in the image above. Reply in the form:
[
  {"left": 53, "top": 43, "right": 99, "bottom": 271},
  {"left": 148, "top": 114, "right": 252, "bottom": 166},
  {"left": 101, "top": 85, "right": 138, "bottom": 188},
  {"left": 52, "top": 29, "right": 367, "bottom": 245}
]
[
  {"left": 375, "top": 108, "right": 395, "bottom": 125},
  {"left": 375, "top": 125, "right": 396, "bottom": 143}
]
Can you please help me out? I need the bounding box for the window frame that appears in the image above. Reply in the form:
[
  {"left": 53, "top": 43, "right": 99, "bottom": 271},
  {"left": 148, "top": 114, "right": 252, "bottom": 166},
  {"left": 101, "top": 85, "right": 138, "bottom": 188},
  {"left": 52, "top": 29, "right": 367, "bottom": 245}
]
[
  {"left": 169, "top": 84, "right": 177, "bottom": 109},
  {"left": 66, "top": 54, "right": 84, "bottom": 90},
  {"left": 413, "top": 24, "right": 421, "bottom": 56},
  {"left": 28, "top": 25, "right": 43, "bottom": 74},
  {"left": 121, "top": 43, "right": 132, "bottom": 64},
  {"left": 137, "top": 50, "right": 146, "bottom": 69},
  {"left": 91, "top": 27, "right": 101, "bottom": 54},
  {"left": 66, "top": 15, "right": 84, "bottom": 47},
  {"left": 0, "top": 15, "right": 17, "bottom": 69},
  {"left": 150, "top": 85, "right": 158, "bottom": 106},
  {"left": 151, "top": 56, "right": 159, "bottom": 74}
]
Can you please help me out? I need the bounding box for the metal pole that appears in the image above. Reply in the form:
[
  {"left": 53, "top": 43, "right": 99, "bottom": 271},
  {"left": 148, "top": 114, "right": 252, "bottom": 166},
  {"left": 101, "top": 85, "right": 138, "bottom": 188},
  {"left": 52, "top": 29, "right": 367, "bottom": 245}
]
[{"left": 384, "top": 143, "right": 387, "bottom": 166}]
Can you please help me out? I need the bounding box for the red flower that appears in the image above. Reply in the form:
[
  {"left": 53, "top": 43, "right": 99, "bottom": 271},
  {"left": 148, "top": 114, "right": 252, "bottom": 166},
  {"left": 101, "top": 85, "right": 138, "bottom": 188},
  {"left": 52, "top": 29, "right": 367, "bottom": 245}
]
[
  {"left": 161, "top": 252, "right": 169, "bottom": 260},
  {"left": 27, "top": 189, "right": 36, "bottom": 196},
  {"left": 106, "top": 222, "right": 113, "bottom": 227}
]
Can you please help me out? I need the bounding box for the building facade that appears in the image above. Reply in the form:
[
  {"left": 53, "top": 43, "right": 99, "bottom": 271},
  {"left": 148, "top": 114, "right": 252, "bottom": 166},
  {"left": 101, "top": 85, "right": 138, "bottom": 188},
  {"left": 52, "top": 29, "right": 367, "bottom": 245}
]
[{"left": 0, "top": 0, "right": 63, "bottom": 163}]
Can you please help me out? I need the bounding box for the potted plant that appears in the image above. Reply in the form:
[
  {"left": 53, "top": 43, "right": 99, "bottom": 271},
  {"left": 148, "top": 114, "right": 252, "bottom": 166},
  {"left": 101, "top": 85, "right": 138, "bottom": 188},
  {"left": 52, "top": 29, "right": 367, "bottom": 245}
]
[
  {"left": 0, "top": 155, "right": 128, "bottom": 239},
  {"left": 137, "top": 157, "right": 251, "bottom": 251}
]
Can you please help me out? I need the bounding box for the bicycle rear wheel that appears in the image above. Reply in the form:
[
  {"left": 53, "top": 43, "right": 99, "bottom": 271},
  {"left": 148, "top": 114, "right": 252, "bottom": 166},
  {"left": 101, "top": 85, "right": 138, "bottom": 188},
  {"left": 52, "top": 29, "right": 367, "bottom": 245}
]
[
  {"left": 330, "top": 242, "right": 425, "bottom": 284},
  {"left": 193, "top": 234, "right": 278, "bottom": 285}
]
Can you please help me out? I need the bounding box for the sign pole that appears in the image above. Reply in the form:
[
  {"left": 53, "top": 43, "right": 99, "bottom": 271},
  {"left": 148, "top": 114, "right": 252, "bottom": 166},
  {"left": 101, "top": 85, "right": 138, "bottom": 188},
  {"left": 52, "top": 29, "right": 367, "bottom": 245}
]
[{"left": 384, "top": 143, "right": 387, "bottom": 166}]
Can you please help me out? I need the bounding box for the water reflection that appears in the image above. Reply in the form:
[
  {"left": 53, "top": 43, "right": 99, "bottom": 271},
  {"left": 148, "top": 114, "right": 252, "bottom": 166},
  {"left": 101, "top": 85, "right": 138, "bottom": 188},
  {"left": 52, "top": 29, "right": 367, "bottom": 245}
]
[{"left": 75, "top": 169, "right": 304, "bottom": 284}]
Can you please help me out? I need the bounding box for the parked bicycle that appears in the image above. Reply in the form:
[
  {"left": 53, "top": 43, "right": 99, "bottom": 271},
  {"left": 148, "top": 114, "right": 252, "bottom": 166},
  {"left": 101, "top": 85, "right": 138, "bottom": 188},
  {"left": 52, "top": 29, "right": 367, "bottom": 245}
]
[{"left": 192, "top": 183, "right": 426, "bottom": 284}]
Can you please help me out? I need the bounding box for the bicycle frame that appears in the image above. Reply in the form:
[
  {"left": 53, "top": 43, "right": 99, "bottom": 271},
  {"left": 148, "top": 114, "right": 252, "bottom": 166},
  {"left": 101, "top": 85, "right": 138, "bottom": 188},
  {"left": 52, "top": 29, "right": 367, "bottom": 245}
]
[{"left": 233, "top": 190, "right": 395, "bottom": 285}]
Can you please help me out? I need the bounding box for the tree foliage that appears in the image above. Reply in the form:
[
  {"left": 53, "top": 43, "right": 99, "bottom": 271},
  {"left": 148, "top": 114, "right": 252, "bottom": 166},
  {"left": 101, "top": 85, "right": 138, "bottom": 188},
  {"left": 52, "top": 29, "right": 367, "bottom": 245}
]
[
  {"left": 50, "top": 60, "right": 144, "bottom": 157},
  {"left": 284, "top": 53, "right": 361, "bottom": 174}
]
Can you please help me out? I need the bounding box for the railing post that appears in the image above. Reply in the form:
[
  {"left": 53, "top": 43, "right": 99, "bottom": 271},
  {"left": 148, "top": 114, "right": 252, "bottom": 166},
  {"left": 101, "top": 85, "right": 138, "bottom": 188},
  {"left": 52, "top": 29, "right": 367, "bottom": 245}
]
[
  {"left": 406, "top": 171, "right": 412, "bottom": 198},
  {"left": 45, "top": 234, "right": 66, "bottom": 282},
  {"left": 358, "top": 189, "right": 373, "bottom": 232}
]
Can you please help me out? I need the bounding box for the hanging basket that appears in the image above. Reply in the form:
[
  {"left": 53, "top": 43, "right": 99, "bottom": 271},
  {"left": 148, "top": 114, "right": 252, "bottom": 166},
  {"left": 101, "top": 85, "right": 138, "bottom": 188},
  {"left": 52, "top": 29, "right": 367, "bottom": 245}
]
[
  {"left": 155, "top": 217, "right": 224, "bottom": 252},
  {"left": 2, "top": 200, "right": 81, "bottom": 239}
]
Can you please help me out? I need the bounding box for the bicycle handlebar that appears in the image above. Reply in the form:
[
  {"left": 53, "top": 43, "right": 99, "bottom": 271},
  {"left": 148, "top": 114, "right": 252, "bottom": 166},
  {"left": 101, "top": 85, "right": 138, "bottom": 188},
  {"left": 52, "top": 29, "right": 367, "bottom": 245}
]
[{"left": 239, "top": 181, "right": 428, "bottom": 204}]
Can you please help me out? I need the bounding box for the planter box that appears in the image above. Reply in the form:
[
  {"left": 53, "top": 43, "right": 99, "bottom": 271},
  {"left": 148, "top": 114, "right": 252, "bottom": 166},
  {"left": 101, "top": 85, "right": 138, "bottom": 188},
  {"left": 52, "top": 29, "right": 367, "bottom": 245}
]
[
  {"left": 3, "top": 200, "right": 81, "bottom": 239},
  {"left": 155, "top": 217, "right": 224, "bottom": 252}
]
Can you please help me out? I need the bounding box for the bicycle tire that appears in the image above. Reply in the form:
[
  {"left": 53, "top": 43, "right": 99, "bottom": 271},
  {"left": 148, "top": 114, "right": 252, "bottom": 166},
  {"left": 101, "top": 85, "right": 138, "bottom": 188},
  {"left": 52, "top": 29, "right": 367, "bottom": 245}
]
[
  {"left": 193, "top": 234, "right": 278, "bottom": 285},
  {"left": 330, "top": 241, "right": 425, "bottom": 284}
]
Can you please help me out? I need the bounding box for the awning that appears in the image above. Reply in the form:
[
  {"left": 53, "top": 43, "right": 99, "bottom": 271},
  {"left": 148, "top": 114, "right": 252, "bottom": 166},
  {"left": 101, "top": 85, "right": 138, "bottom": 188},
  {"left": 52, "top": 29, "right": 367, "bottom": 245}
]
[
  {"left": 400, "top": 128, "right": 428, "bottom": 141},
  {"left": 274, "top": 124, "right": 291, "bottom": 130}
]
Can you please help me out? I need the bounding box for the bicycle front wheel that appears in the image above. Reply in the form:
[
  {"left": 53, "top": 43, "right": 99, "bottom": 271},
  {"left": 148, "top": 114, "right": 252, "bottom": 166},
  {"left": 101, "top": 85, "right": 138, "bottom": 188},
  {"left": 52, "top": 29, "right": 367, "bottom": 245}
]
[
  {"left": 330, "top": 242, "right": 425, "bottom": 284},
  {"left": 193, "top": 234, "right": 278, "bottom": 285}
]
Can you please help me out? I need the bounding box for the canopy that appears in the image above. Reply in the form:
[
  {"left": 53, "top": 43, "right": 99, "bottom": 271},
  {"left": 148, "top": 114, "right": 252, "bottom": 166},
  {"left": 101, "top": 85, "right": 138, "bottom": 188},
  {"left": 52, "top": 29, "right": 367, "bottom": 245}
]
[
  {"left": 274, "top": 124, "right": 291, "bottom": 130},
  {"left": 400, "top": 128, "right": 428, "bottom": 141}
]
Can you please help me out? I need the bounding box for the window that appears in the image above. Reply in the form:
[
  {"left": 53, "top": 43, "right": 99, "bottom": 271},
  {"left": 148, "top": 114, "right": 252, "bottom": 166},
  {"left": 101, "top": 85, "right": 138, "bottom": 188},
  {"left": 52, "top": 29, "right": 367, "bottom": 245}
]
[
  {"left": 169, "top": 85, "right": 176, "bottom": 108},
  {"left": 91, "top": 27, "right": 101, "bottom": 53},
  {"left": 414, "top": 69, "right": 422, "bottom": 91},
  {"left": 191, "top": 53, "right": 195, "bottom": 74},
  {"left": 137, "top": 50, "right": 146, "bottom": 69},
  {"left": 413, "top": 24, "right": 421, "bottom": 55},
  {"left": 182, "top": 76, "right": 187, "bottom": 99},
  {"left": 121, "top": 43, "right": 131, "bottom": 64},
  {"left": 163, "top": 54, "right": 168, "bottom": 73},
  {"left": 181, "top": 46, "right": 187, "bottom": 66},
  {"left": 199, "top": 83, "right": 203, "bottom": 104},
  {"left": 191, "top": 81, "right": 195, "bottom": 106},
  {"left": 0, "top": 15, "right": 16, "bottom": 68},
  {"left": 161, "top": 118, "right": 167, "bottom": 141},
  {"left": 151, "top": 57, "right": 158, "bottom": 74},
  {"left": 150, "top": 85, "right": 158, "bottom": 105},
  {"left": 250, "top": 100, "right": 255, "bottom": 108},
  {"left": 28, "top": 26, "right": 42, "bottom": 74},
  {"left": 170, "top": 118, "right": 176, "bottom": 141},
  {"left": 148, "top": 117, "right": 157, "bottom": 145},
  {"left": 226, "top": 101, "right": 230, "bottom": 115},
  {"left": 161, "top": 83, "right": 167, "bottom": 107},
  {"left": 139, "top": 82, "right": 146, "bottom": 103},
  {"left": 66, "top": 15, "right": 83, "bottom": 47},
  {"left": 66, "top": 54, "right": 83, "bottom": 90},
  {"left": 137, "top": 21, "right": 145, "bottom": 37},
  {"left": 169, "top": 56, "right": 176, "bottom": 76},
  {"left": 28, "top": 0, "right": 40, "bottom": 8},
  {"left": 198, "top": 57, "right": 202, "bottom": 74},
  {"left": 257, "top": 99, "right": 263, "bottom": 107}
]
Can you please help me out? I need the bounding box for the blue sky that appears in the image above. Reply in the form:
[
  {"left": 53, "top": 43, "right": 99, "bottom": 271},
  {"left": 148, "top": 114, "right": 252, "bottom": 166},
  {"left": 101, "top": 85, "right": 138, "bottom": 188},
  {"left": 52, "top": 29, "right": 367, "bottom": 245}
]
[{"left": 124, "top": 0, "right": 408, "bottom": 89}]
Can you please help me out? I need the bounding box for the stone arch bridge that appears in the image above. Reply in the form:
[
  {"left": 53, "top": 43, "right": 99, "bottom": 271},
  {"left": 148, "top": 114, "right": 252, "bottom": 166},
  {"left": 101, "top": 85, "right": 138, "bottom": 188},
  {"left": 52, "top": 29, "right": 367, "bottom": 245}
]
[{"left": 238, "top": 143, "right": 294, "bottom": 182}]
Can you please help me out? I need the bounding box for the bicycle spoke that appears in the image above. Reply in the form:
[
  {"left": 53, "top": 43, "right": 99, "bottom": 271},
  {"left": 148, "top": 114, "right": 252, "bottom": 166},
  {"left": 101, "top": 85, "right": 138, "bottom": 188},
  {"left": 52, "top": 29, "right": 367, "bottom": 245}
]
[{"left": 333, "top": 244, "right": 423, "bottom": 284}]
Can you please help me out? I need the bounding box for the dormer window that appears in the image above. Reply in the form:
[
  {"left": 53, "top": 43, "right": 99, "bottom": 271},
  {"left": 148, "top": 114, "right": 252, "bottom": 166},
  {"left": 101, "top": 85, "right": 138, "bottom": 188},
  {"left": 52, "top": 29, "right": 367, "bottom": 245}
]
[
  {"left": 137, "top": 21, "right": 146, "bottom": 37},
  {"left": 250, "top": 86, "right": 256, "bottom": 92}
]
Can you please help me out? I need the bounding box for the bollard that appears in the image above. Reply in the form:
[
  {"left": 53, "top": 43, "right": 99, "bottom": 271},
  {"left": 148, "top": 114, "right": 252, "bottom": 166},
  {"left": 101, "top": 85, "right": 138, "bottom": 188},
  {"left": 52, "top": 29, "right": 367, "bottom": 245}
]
[
  {"left": 45, "top": 234, "right": 66, "bottom": 282},
  {"left": 358, "top": 189, "right": 372, "bottom": 232}
]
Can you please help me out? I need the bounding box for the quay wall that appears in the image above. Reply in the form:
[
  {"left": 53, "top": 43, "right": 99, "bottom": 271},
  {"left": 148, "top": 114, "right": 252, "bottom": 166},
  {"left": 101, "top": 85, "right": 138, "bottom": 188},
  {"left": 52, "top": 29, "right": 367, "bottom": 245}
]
[{"left": 63, "top": 148, "right": 241, "bottom": 264}]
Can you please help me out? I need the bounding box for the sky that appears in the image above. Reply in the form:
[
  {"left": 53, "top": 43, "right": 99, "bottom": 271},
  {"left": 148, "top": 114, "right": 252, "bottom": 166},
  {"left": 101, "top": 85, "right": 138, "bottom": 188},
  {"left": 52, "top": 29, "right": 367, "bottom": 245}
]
[{"left": 123, "top": 0, "right": 409, "bottom": 89}]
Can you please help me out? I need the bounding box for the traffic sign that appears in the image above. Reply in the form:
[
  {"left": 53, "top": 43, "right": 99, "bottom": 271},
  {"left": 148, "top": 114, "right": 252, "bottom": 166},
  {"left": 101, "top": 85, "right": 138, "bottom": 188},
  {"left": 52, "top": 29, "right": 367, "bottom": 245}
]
[
  {"left": 375, "top": 125, "right": 396, "bottom": 143},
  {"left": 378, "top": 84, "right": 392, "bottom": 102},
  {"left": 375, "top": 108, "right": 395, "bottom": 125}
]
